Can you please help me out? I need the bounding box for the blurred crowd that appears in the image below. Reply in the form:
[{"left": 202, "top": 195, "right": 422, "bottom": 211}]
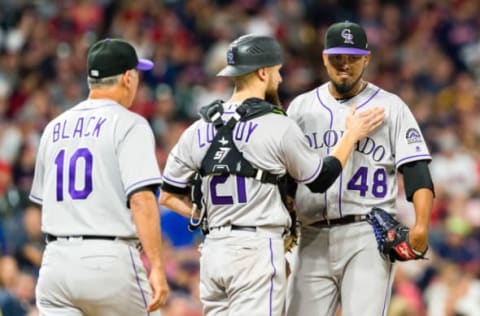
[{"left": 0, "top": 0, "right": 479, "bottom": 315}]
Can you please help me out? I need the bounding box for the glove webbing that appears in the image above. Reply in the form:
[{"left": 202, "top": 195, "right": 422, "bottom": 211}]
[{"left": 366, "top": 213, "right": 387, "bottom": 253}]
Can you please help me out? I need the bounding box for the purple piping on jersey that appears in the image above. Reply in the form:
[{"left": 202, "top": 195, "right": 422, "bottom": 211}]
[
  {"left": 381, "top": 262, "right": 394, "bottom": 316},
  {"left": 296, "top": 159, "right": 323, "bottom": 183},
  {"left": 338, "top": 87, "right": 380, "bottom": 215},
  {"left": 268, "top": 238, "right": 276, "bottom": 316},
  {"left": 317, "top": 86, "right": 381, "bottom": 217},
  {"left": 163, "top": 175, "right": 188, "bottom": 186},
  {"left": 338, "top": 174, "right": 344, "bottom": 216},
  {"left": 128, "top": 247, "right": 150, "bottom": 316},
  {"left": 316, "top": 88, "right": 334, "bottom": 218},
  {"left": 125, "top": 177, "right": 163, "bottom": 194},
  {"left": 29, "top": 194, "right": 43, "bottom": 203},
  {"left": 315, "top": 88, "right": 334, "bottom": 152},
  {"left": 356, "top": 87, "right": 381, "bottom": 110},
  {"left": 395, "top": 154, "right": 432, "bottom": 167}
]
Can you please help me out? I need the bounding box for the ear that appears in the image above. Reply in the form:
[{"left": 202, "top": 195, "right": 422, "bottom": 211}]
[
  {"left": 257, "top": 67, "right": 268, "bottom": 82},
  {"left": 364, "top": 54, "right": 371, "bottom": 67},
  {"left": 121, "top": 71, "right": 130, "bottom": 87},
  {"left": 122, "top": 70, "right": 133, "bottom": 86},
  {"left": 322, "top": 53, "right": 328, "bottom": 66}
]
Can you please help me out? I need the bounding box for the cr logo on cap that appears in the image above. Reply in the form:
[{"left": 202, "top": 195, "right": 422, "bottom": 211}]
[
  {"left": 341, "top": 29, "right": 354, "bottom": 45},
  {"left": 227, "top": 50, "right": 235, "bottom": 65}
]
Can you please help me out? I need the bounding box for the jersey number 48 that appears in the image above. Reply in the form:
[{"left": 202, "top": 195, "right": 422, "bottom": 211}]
[{"left": 346, "top": 166, "right": 387, "bottom": 198}]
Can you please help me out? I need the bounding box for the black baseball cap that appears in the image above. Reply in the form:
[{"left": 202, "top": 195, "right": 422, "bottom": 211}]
[
  {"left": 217, "top": 34, "right": 284, "bottom": 77},
  {"left": 324, "top": 21, "right": 370, "bottom": 55},
  {"left": 87, "top": 38, "right": 154, "bottom": 78}
]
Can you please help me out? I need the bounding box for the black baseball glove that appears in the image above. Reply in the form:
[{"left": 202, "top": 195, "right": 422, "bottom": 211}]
[
  {"left": 366, "top": 207, "right": 427, "bottom": 262},
  {"left": 279, "top": 175, "right": 299, "bottom": 253},
  {"left": 283, "top": 195, "right": 300, "bottom": 253}
]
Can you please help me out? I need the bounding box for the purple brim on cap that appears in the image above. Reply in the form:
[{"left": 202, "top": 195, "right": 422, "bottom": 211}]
[
  {"left": 136, "top": 58, "right": 154, "bottom": 71},
  {"left": 323, "top": 47, "right": 370, "bottom": 55}
]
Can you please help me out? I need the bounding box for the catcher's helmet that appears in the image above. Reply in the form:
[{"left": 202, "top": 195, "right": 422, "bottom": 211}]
[{"left": 217, "top": 34, "right": 284, "bottom": 77}]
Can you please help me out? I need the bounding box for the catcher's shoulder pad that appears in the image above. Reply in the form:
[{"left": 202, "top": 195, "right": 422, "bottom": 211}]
[
  {"left": 199, "top": 99, "right": 224, "bottom": 122},
  {"left": 239, "top": 97, "right": 285, "bottom": 121}
]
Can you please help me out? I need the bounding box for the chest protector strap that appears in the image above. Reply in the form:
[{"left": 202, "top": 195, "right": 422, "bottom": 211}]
[{"left": 198, "top": 98, "right": 285, "bottom": 185}]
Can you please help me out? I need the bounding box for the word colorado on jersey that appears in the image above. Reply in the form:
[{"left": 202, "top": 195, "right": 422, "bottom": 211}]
[{"left": 305, "top": 130, "right": 386, "bottom": 162}]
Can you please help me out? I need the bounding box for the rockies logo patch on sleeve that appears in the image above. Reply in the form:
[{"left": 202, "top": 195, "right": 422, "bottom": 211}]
[{"left": 405, "top": 128, "right": 422, "bottom": 144}]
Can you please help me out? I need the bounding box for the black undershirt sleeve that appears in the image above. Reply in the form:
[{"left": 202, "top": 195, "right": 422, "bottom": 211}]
[
  {"left": 161, "top": 182, "right": 190, "bottom": 195},
  {"left": 399, "top": 160, "right": 435, "bottom": 202},
  {"left": 126, "top": 184, "right": 159, "bottom": 208},
  {"left": 306, "top": 156, "right": 343, "bottom": 193}
]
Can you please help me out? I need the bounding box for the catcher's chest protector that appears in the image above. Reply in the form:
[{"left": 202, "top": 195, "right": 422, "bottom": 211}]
[
  {"left": 199, "top": 98, "right": 284, "bottom": 185},
  {"left": 189, "top": 98, "right": 292, "bottom": 234}
]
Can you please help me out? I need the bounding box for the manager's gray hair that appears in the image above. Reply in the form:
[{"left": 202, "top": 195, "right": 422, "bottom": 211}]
[{"left": 87, "top": 74, "right": 122, "bottom": 89}]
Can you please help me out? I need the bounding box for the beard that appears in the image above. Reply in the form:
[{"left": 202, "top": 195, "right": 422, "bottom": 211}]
[
  {"left": 265, "top": 88, "right": 282, "bottom": 108},
  {"left": 331, "top": 68, "right": 366, "bottom": 97},
  {"left": 332, "top": 75, "right": 362, "bottom": 95}
]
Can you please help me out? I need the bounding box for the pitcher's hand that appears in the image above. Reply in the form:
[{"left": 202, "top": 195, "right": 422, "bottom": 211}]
[{"left": 408, "top": 224, "right": 429, "bottom": 254}]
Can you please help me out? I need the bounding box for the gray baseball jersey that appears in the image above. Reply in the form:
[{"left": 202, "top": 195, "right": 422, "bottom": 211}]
[
  {"left": 287, "top": 82, "right": 431, "bottom": 224},
  {"left": 162, "top": 101, "right": 323, "bottom": 316},
  {"left": 286, "top": 82, "right": 431, "bottom": 316},
  {"left": 30, "top": 99, "right": 162, "bottom": 237},
  {"left": 30, "top": 98, "right": 162, "bottom": 316},
  {"left": 163, "top": 102, "right": 323, "bottom": 229}
]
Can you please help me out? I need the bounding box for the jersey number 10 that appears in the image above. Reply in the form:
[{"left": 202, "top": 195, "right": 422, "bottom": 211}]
[{"left": 55, "top": 148, "right": 93, "bottom": 201}]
